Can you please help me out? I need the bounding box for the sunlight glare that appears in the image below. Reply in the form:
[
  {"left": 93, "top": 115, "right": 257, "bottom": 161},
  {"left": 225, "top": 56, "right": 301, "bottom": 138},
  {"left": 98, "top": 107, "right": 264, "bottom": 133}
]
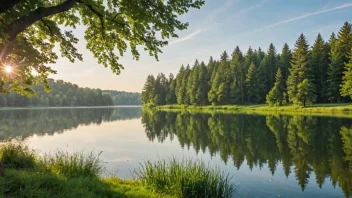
[{"left": 4, "top": 65, "right": 12, "bottom": 73}]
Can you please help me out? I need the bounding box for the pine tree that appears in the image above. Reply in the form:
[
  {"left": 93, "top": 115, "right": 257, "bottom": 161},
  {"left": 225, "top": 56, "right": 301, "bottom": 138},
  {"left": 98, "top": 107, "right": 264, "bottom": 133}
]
[
  {"left": 175, "top": 65, "right": 185, "bottom": 104},
  {"left": 245, "top": 61, "right": 256, "bottom": 103},
  {"left": 267, "top": 43, "right": 278, "bottom": 89},
  {"left": 337, "top": 22, "right": 352, "bottom": 64},
  {"left": 141, "top": 75, "right": 156, "bottom": 104},
  {"left": 341, "top": 48, "right": 352, "bottom": 99},
  {"left": 208, "top": 51, "right": 229, "bottom": 105},
  {"left": 252, "top": 57, "right": 269, "bottom": 103},
  {"left": 279, "top": 43, "right": 292, "bottom": 82},
  {"left": 189, "top": 60, "right": 200, "bottom": 105},
  {"left": 311, "top": 34, "right": 329, "bottom": 102},
  {"left": 230, "top": 46, "right": 245, "bottom": 104},
  {"left": 197, "top": 62, "right": 208, "bottom": 105},
  {"left": 327, "top": 33, "right": 344, "bottom": 102},
  {"left": 166, "top": 73, "right": 177, "bottom": 104},
  {"left": 266, "top": 68, "right": 285, "bottom": 106},
  {"left": 182, "top": 65, "right": 192, "bottom": 105},
  {"left": 287, "top": 34, "right": 316, "bottom": 106}
]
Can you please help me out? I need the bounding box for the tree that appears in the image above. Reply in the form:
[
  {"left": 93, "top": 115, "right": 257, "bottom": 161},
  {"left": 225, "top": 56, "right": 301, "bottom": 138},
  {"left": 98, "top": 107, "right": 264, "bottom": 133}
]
[
  {"left": 311, "top": 34, "right": 329, "bottom": 102},
  {"left": 266, "top": 43, "right": 278, "bottom": 89},
  {"left": 176, "top": 65, "right": 185, "bottom": 105},
  {"left": 337, "top": 22, "right": 352, "bottom": 64},
  {"left": 0, "top": 0, "right": 204, "bottom": 95},
  {"left": 208, "top": 51, "right": 229, "bottom": 105},
  {"left": 279, "top": 43, "right": 292, "bottom": 82},
  {"left": 287, "top": 34, "right": 316, "bottom": 106},
  {"left": 266, "top": 68, "right": 285, "bottom": 106},
  {"left": 327, "top": 33, "right": 344, "bottom": 103},
  {"left": 230, "top": 46, "right": 245, "bottom": 104},
  {"left": 142, "top": 75, "right": 156, "bottom": 104},
  {"left": 166, "top": 73, "right": 177, "bottom": 104},
  {"left": 341, "top": 48, "right": 352, "bottom": 99},
  {"left": 245, "top": 61, "right": 256, "bottom": 103}
]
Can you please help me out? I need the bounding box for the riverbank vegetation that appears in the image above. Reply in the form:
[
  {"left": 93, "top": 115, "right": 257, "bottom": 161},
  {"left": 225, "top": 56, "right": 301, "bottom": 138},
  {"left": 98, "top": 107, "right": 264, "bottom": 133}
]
[
  {"left": 154, "top": 103, "right": 352, "bottom": 115},
  {"left": 142, "top": 22, "right": 352, "bottom": 108},
  {"left": 0, "top": 143, "right": 235, "bottom": 198}
]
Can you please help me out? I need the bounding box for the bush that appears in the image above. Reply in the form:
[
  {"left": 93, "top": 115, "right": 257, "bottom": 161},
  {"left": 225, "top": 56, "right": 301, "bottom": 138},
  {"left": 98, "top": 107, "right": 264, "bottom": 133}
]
[{"left": 136, "top": 158, "right": 235, "bottom": 198}]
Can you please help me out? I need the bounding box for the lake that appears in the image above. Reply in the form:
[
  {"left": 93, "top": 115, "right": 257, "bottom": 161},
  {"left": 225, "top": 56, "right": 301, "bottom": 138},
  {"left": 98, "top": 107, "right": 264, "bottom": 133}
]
[{"left": 1, "top": 107, "right": 352, "bottom": 198}]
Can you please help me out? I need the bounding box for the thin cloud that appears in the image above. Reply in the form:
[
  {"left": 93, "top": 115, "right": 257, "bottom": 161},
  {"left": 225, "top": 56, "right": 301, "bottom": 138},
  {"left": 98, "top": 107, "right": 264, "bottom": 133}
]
[
  {"left": 170, "top": 29, "right": 202, "bottom": 45},
  {"left": 262, "top": 3, "right": 352, "bottom": 30},
  {"left": 240, "top": 0, "right": 269, "bottom": 14}
]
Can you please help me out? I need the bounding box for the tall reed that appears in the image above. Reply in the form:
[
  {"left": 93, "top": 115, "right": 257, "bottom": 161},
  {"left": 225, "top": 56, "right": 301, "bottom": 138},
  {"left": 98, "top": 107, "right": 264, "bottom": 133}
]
[{"left": 136, "top": 158, "right": 235, "bottom": 198}]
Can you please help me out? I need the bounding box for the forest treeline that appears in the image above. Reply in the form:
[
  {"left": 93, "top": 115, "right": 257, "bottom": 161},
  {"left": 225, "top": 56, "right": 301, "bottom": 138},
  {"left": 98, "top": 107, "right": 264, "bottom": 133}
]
[
  {"left": 142, "top": 22, "right": 352, "bottom": 107},
  {"left": 0, "top": 79, "right": 141, "bottom": 107}
]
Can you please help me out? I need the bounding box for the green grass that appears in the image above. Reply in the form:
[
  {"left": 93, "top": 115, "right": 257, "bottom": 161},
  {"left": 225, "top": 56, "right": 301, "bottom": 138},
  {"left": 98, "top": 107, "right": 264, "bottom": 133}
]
[
  {"left": 154, "top": 103, "right": 352, "bottom": 117},
  {"left": 136, "top": 158, "right": 235, "bottom": 198},
  {"left": 0, "top": 143, "right": 235, "bottom": 198}
]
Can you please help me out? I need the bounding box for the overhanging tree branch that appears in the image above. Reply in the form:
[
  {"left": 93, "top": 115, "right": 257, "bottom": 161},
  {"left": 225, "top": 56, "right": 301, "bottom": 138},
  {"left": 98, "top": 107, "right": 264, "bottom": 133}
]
[{"left": 3, "top": 0, "right": 78, "bottom": 41}]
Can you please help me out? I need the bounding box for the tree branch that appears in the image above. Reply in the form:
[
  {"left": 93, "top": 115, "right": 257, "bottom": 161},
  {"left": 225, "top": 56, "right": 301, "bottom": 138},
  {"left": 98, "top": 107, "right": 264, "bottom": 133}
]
[{"left": 3, "top": 0, "right": 78, "bottom": 41}]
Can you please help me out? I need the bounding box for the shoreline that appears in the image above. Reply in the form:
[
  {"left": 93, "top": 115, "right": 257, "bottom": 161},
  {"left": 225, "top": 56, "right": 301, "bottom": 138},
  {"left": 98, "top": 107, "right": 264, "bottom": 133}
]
[
  {"left": 150, "top": 103, "right": 352, "bottom": 117},
  {"left": 0, "top": 105, "right": 142, "bottom": 111}
]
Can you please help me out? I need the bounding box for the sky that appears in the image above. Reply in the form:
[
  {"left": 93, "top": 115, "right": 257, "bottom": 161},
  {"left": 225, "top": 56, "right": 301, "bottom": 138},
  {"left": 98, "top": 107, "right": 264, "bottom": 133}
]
[{"left": 50, "top": 0, "right": 352, "bottom": 93}]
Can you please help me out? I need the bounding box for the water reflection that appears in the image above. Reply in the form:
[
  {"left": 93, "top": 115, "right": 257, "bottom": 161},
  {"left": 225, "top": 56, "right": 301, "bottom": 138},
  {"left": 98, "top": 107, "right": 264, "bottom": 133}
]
[
  {"left": 0, "top": 107, "right": 141, "bottom": 141},
  {"left": 141, "top": 110, "right": 352, "bottom": 197}
]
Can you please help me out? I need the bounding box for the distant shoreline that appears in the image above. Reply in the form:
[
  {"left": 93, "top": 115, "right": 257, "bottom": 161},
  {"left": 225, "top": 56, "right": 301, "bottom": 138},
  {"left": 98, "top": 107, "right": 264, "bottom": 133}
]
[
  {"left": 150, "top": 103, "right": 352, "bottom": 116},
  {"left": 0, "top": 105, "right": 142, "bottom": 110}
]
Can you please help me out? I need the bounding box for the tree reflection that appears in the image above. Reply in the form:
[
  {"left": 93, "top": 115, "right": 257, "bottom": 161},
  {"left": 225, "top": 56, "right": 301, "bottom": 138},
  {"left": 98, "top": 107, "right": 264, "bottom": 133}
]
[
  {"left": 141, "top": 110, "right": 352, "bottom": 197},
  {"left": 0, "top": 107, "right": 141, "bottom": 141}
]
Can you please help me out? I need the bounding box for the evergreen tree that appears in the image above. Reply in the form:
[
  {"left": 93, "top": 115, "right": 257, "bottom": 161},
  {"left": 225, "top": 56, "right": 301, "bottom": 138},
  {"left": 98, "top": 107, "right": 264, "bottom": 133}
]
[
  {"left": 279, "top": 43, "right": 292, "bottom": 82},
  {"left": 189, "top": 60, "right": 200, "bottom": 105},
  {"left": 337, "top": 22, "right": 352, "bottom": 64},
  {"left": 311, "top": 34, "right": 329, "bottom": 102},
  {"left": 181, "top": 65, "right": 192, "bottom": 105},
  {"left": 287, "top": 34, "right": 316, "bottom": 106},
  {"left": 230, "top": 46, "right": 245, "bottom": 104},
  {"left": 197, "top": 62, "right": 208, "bottom": 105},
  {"left": 327, "top": 33, "right": 344, "bottom": 102},
  {"left": 176, "top": 65, "right": 185, "bottom": 104},
  {"left": 254, "top": 57, "right": 269, "bottom": 103},
  {"left": 266, "top": 68, "right": 285, "bottom": 106},
  {"left": 245, "top": 61, "right": 257, "bottom": 103},
  {"left": 166, "top": 73, "right": 177, "bottom": 104},
  {"left": 267, "top": 43, "right": 278, "bottom": 89},
  {"left": 341, "top": 48, "right": 352, "bottom": 99},
  {"left": 142, "top": 75, "right": 156, "bottom": 104},
  {"left": 209, "top": 51, "right": 229, "bottom": 105}
]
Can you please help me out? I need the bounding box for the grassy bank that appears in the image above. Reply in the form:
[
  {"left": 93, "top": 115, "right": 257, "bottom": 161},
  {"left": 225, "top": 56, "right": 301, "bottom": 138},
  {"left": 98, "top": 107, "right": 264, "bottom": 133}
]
[
  {"left": 153, "top": 103, "right": 352, "bottom": 116},
  {"left": 0, "top": 143, "right": 234, "bottom": 198}
]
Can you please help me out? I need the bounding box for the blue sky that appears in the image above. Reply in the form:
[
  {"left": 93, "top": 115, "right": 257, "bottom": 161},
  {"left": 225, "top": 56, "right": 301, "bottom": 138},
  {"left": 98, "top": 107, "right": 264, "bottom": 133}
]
[{"left": 50, "top": 0, "right": 352, "bottom": 92}]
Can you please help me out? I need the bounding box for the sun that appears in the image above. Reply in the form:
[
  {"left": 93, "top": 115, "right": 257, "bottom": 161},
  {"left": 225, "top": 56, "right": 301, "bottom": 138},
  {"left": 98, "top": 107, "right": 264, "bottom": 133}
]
[{"left": 4, "top": 65, "right": 12, "bottom": 73}]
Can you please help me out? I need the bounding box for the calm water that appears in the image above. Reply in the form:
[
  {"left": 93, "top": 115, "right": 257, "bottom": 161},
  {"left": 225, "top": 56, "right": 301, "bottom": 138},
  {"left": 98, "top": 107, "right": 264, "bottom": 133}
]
[{"left": 1, "top": 107, "right": 352, "bottom": 198}]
